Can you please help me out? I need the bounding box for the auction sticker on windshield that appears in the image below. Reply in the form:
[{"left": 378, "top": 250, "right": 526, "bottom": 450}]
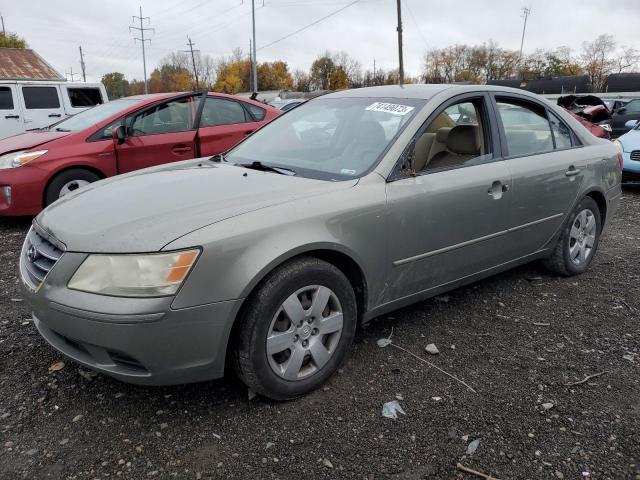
[{"left": 365, "top": 102, "right": 415, "bottom": 116}]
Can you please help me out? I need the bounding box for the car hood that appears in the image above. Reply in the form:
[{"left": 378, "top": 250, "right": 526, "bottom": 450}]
[
  {"left": 37, "top": 160, "right": 357, "bottom": 253},
  {"left": 619, "top": 129, "right": 640, "bottom": 151},
  {"left": 0, "top": 131, "right": 71, "bottom": 153}
]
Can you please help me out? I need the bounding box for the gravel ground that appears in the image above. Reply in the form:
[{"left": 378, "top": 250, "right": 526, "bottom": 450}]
[{"left": 1, "top": 188, "right": 639, "bottom": 480}]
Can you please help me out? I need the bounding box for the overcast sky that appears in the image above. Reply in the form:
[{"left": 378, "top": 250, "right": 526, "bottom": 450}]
[{"left": 3, "top": 0, "right": 639, "bottom": 83}]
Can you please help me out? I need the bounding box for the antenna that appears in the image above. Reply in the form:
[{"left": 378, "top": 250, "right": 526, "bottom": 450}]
[{"left": 129, "top": 6, "right": 154, "bottom": 94}]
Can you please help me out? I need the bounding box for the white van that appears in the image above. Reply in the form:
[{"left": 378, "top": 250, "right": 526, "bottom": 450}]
[{"left": 0, "top": 81, "right": 108, "bottom": 139}]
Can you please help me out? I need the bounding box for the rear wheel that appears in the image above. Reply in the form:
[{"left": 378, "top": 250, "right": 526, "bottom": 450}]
[
  {"left": 232, "top": 257, "right": 357, "bottom": 400},
  {"left": 544, "top": 196, "right": 601, "bottom": 276},
  {"left": 44, "top": 169, "right": 100, "bottom": 206}
]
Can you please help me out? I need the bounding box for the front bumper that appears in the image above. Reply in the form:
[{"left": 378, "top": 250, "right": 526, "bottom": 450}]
[
  {"left": 21, "top": 249, "right": 241, "bottom": 386},
  {"left": 623, "top": 151, "right": 640, "bottom": 182},
  {"left": 0, "top": 165, "right": 48, "bottom": 216}
]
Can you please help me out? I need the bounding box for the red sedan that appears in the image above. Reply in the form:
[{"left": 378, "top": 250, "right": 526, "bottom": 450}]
[{"left": 0, "top": 92, "right": 281, "bottom": 215}]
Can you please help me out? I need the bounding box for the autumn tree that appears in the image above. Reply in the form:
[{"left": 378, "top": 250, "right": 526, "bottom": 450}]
[
  {"left": 101, "top": 72, "right": 129, "bottom": 99},
  {"left": 0, "top": 32, "right": 27, "bottom": 48},
  {"left": 292, "top": 69, "right": 311, "bottom": 92},
  {"left": 148, "top": 64, "right": 193, "bottom": 93},
  {"left": 213, "top": 58, "right": 251, "bottom": 93},
  {"left": 258, "top": 61, "right": 294, "bottom": 90}
]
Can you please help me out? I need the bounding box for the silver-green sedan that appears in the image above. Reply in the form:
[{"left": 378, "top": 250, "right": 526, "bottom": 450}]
[{"left": 20, "top": 85, "right": 622, "bottom": 400}]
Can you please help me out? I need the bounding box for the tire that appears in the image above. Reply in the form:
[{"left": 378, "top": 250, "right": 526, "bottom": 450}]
[
  {"left": 44, "top": 168, "right": 101, "bottom": 206},
  {"left": 543, "top": 196, "right": 602, "bottom": 276},
  {"left": 232, "top": 257, "right": 357, "bottom": 400}
]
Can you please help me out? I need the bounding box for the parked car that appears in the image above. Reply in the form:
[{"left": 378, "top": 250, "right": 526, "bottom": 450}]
[
  {"left": 0, "top": 81, "right": 107, "bottom": 140},
  {"left": 20, "top": 85, "right": 621, "bottom": 400},
  {"left": 0, "top": 91, "right": 280, "bottom": 215},
  {"left": 614, "top": 120, "right": 640, "bottom": 182},
  {"left": 564, "top": 108, "right": 611, "bottom": 139},
  {"left": 269, "top": 99, "right": 306, "bottom": 112},
  {"left": 557, "top": 94, "right": 612, "bottom": 137},
  {"left": 611, "top": 98, "right": 640, "bottom": 137}
]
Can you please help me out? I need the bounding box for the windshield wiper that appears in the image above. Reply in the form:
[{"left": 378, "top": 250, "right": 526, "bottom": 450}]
[
  {"left": 237, "top": 161, "right": 296, "bottom": 176},
  {"left": 210, "top": 153, "right": 227, "bottom": 162},
  {"left": 54, "top": 127, "right": 71, "bottom": 132}
]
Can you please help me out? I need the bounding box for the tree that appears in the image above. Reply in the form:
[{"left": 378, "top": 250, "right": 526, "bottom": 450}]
[
  {"left": 213, "top": 58, "right": 251, "bottom": 93},
  {"left": 258, "top": 61, "right": 294, "bottom": 90},
  {"left": 101, "top": 72, "right": 129, "bottom": 99},
  {"left": 0, "top": 32, "right": 27, "bottom": 49},
  {"left": 581, "top": 34, "right": 617, "bottom": 92},
  {"left": 310, "top": 54, "right": 335, "bottom": 90},
  {"left": 292, "top": 69, "right": 311, "bottom": 92},
  {"left": 148, "top": 64, "right": 193, "bottom": 93}
]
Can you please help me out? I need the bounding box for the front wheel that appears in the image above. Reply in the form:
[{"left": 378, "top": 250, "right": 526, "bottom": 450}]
[
  {"left": 232, "top": 257, "right": 357, "bottom": 400},
  {"left": 44, "top": 168, "right": 101, "bottom": 206},
  {"left": 544, "top": 196, "right": 602, "bottom": 276}
]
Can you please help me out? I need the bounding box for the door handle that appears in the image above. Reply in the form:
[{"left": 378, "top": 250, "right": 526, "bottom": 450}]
[
  {"left": 48, "top": 113, "right": 62, "bottom": 118},
  {"left": 487, "top": 180, "right": 507, "bottom": 200},
  {"left": 4, "top": 114, "right": 19, "bottom": 119},
  {"left": 171, "top": 145, "right": 192, "bottom": 154},
  {"left": 565, "top": 166, "right": 581, "bottom": 177}
]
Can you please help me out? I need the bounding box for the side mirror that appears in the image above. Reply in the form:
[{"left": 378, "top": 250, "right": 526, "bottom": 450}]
[
  {"left": 112, "top": 125, "right": 126, "bottom": 145},
  {"left": 616, "top": 107, "right": 626, "bottom": 114},
  {"left": 625, "top": 119, "right": 639, "bottom": 129}
]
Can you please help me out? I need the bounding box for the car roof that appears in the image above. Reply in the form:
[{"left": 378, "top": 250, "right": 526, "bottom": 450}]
[{"left": 322, "top": 84, "right": 547, "bottom": 100}]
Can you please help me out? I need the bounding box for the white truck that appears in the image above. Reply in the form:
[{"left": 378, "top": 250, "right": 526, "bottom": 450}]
[{"left": 0, "top": 81, "right": 108, "bottom": 139}]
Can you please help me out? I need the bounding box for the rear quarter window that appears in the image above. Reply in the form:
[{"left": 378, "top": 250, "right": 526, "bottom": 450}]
[
  {"left": 245, "top": 103, "right": 266, "bottom": 121},
  {"left": 67, "top": 88, "right": 103, "bottom": 107}
]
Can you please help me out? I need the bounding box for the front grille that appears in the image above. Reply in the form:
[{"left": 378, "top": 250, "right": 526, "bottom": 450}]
[
  {"left": 20, "top": 226, "right": 65, "bottom": 290},
  {"left": 630, "top": 151, "right": 640, "bottom": 161}
]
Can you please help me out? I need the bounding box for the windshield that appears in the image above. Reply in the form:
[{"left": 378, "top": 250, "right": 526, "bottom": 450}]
[
  {"left": 226, "top": 97, "right": 424, "bottom": 180},
  {"left": 52, "top": 98, "right": 142, "bottom": 132}
]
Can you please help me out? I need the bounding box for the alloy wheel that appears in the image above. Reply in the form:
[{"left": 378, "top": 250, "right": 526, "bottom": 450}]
[
  {"left": 569, "top": 208, "right": 596, "bottom": 265},
  {"left": 266, "top": 285, "right": 343, "bottom": 381}
]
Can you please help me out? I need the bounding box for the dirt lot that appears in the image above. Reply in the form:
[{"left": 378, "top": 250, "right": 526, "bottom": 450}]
[{"left": 1, "top": 189, "right": 639, "bottom": 480}]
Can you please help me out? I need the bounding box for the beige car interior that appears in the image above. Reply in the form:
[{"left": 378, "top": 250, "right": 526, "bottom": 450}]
[{"left": 413, "top": 101, "right": 486, "bottom": 172}]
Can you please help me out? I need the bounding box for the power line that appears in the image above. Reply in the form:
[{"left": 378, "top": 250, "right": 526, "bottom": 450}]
[
  {"left": 403, "top": 0, "right": 428, "bottom": 49},
  {"left": 129, "top": 6, "right": 155, "bottom": 94},
  {"left": 66, "top": 66, "right": 80, "bottom": 82},
  {"left": 258, "top": 0, "right": 360, "bottom": 51}
]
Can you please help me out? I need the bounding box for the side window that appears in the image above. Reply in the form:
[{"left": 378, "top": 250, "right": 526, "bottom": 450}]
[
  {"left": 245, "top": 103, "right": 266, "bottom": 121},
  {"left": 412, "top": 98, "right": 491, "bottom": 173},
  {"left": 0, "top": 87, "right": 13, "bottom": 109},
  {"left": 129, "top": 97, "right": 194, "bottom": 136},
  {"left": 625, "top": 100, "right": 640, "bottom": 113},
  {"left": 496, "top": 100, "right": 554, "bottom": 156},
  {"left": 200, "top": 98, "right": 247, "bottom": 127},
  {"left": 22, "top": 86, "right": 60, "bottom": 109},
  {"left": 549, "top": 113, "right": 573, "bottom": 150},
  {"left": 67, "top": 88, "right": 103, "bottom": 108}
]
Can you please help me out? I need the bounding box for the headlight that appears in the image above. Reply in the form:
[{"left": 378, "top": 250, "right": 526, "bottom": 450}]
[
  {"left": 68, "top": 249, "right": 200, "bottom": 297},
  {"left": 613, "top": 139, "right": 624, "bottom": 153},
  {"left": 0, "top": 150, "right": 48, "bottom": 169}
]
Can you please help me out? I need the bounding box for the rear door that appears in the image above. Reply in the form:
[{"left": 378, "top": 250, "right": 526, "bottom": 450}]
[
  {"left": 198, "top": 96, "right": 260, "bottom": 156},
  {"left": 115, "top": 95, "right": 198, "bottom": 173},
  {"left": 0, "top": 84, "right": 23, "bottom": 139},
  {"left": 492, "top": 94, "right": 585, "bottom": 257},
  {"left": 19, "top": 84, "right": 66, "bottom": 130}
]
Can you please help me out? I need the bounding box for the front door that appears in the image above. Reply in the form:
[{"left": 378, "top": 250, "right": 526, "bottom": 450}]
[
  {"left": 198, "top": 96, "right": 260, "bottom": 156},
  {"left": 0, "top": 84, "right": 23, "bottom": 139},
  {"left": 492, "top": 95, "right": 585, "bottom": 257},
  {"left": 116, "top": 95, "right": 197, "bottom": 173},
  {"left": 383, "top": 94, "right": 512, "bottom": 304},
  {"left": 19, "top": 85, "right": 65, "bottom": 130}
]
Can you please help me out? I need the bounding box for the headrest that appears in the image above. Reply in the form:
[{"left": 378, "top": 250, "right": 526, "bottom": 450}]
[
  {"left": 436, "top": 127, "right": 452, "bottom": 143},
  {"left": 158, "top": 107, "right": 172, "bottom": 122},
  {"left": 446, "top": 125, "right": 479, "bottom": 155}
]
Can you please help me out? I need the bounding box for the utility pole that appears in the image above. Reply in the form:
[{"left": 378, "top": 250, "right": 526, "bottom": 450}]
[
  {"left": 1, "top": 14, "right": 5, "bottom": 36},
  {"left": 183, "top": 37, "right": 200, "bottom": 90},
  {"left": 249, "top": 39, "right": 253, "bottom": 92},
  {"left": 519, "top": 7, "right": 531, "bottom": 61},
  {"left": 396, "top": 0, "right": 404, "bottom": 86},
  {"left": 251, "top": 0, "right": 258, "bottom": 98},
  {"left": 66, "top": 67, "right": 79, "bottom": 82},
  {"left": 373, "top": 58, "right": 376, "bottom": 85},
  {"left": 79, "top": 46, "right": 86, "bottom": 82},
  {"left": 130, "top": 6, "right": 154, "bottom": 94}
]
